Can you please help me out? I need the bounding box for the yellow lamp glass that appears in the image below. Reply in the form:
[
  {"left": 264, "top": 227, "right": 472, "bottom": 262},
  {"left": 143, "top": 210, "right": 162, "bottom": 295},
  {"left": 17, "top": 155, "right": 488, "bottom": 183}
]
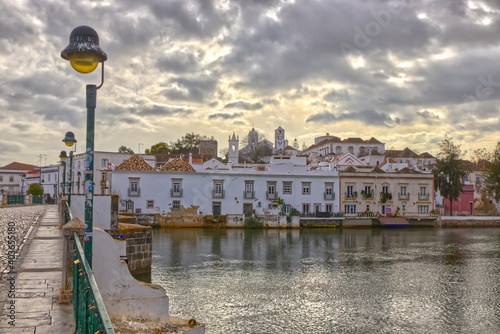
[
  {"left": 69, "top": 52, "right": 99, "bottom": 74},
  {"left": 64, "top": 141, "right": 75, "bottom": 147},
  {"left": 61, "top": 156, "right": 67, "bottom": 161}
]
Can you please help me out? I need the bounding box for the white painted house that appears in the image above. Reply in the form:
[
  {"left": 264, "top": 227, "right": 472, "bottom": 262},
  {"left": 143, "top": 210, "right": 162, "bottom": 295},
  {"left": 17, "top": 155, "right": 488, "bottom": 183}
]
[{"left": 112, "top": 155, "right": 341, "bottom": 216}]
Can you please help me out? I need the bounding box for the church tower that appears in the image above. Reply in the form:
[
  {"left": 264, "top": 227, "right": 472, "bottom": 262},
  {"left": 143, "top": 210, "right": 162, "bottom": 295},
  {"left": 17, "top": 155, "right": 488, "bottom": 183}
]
[
  {"left": 228, "top": 132, "right": 239, "bottom": 164},
  {"left": 248, "top": 127, "right": 259, "bottom": 150},
  {"left": 275, "top": 126, "right": 286, "bottom": 154}
]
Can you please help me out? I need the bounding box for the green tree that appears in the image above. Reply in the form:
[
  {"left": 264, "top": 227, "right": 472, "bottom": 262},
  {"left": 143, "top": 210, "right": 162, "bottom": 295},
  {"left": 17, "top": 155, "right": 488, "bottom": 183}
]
[
  {"left": 145, "top": 142, "right": 170, "bottom": 154},
  {"left": 170, "top": 133, "right": 214, "bottom": 154},
  {"left": 484, "top": 141, "right": 500, "bottom": 202},
  {"left": 240, "top": 143, "right": 273, "bottom": 163},
  {"left": 433, "top": 136, "right": 469, "bottom": 215},
  {"left": 292, "top": 138, "right": 300, "bottom": 150},
  {"left": 118, "top": 145, "right": 134, "bottom": 154},
  {"left": 27, "top": 183, "right": 43, "bottom": 196}
]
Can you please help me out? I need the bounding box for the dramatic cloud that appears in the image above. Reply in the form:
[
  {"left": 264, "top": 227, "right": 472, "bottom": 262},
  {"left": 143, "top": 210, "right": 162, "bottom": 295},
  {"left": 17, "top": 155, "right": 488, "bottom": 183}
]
[{"left": 1, "top": 0, "right": 500, "bottom": 166}]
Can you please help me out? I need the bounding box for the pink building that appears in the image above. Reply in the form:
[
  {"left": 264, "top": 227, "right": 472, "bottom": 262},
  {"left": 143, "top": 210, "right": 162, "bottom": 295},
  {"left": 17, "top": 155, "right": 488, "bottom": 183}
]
[{"left": 443, "top": 184, "right": 475, "bottom": 215}]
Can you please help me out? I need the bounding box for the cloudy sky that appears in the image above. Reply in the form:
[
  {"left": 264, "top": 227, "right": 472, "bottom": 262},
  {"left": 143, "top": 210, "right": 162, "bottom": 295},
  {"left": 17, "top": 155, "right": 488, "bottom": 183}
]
[{"left": 1, "top": 0, "right": 499, "bottom": 166}]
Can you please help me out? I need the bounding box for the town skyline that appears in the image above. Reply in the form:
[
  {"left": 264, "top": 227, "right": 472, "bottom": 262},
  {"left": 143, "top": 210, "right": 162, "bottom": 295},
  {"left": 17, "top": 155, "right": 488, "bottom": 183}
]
[{"left": 1, "top": 0, "right": 499, "bottom": 166}]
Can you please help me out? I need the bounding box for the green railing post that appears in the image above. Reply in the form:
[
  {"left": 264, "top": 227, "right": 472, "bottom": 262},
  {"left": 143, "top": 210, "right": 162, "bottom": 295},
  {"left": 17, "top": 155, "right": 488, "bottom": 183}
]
[{"left": 84, "top": 84, "right": 96, "bottom": 268}]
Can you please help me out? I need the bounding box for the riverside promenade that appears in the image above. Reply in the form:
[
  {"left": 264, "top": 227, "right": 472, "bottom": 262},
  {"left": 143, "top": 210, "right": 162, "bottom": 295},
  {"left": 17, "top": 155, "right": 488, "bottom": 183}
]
[{"left": 0, "top": 205, "right": 75, "bottom": 333}]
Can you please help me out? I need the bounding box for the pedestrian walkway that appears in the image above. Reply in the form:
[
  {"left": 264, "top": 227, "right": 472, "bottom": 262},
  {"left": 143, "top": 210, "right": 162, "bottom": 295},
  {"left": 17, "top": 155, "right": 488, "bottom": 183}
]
[{"left": 0, "top": 205, "right": 75, "bottom": 333}]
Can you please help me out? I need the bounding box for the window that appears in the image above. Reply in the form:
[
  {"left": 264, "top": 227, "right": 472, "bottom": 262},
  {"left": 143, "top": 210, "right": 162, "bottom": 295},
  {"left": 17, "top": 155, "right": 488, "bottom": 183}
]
[
  {"left": 213, "top": 180, "right": 224, "bottom": 198},
  {"left": 283, "top": 182, "right": 292, "bottom": 195},
  {"left": 48, "top": 175, "right": 51, "bottom": 182},
  {"left": 347, "top": 185, "right": 354, "bottom": 197},
  {"left": 302, "top": 204, "right": 310, "bottom": 213},
  {"left": 101, "top": 159, "right": 109, "bottom": 168},
  {"left": 129, "top": 178, "right": 140, "bottom": 196},
  {"left": 420, "top": 187, "right": 426, "bottom": 195},
  {"left": 348, "top": 146, "right": 354, "bottom": 154},
  {"left": 402, "top": 205, "right": 406, "bottom": 212},
  {"left": 172, "top": 179, "right": 183, "bottom": 197},
  {"left": 173, "top": 200, "right": 181, "bottom": 210},
  {"left": 0, "top": 176, "right": 3, "bottom": 182},
  {"left": 326, "top": 204, "right": 333, "bottom": 213},
  {"left": 102, "top": 172, "right": 108, "bottom": 182},
  {"left": 400, "top": 186, "right": 408, "bottom": 199},
  {"left": 476, "top": 176, "right": 481, "bottom": 185},
  {"left": 345, "top": 204, "right": 356, "bottom": 214},
  {"left": 302, "top": 182, "right": 311, "bottom": 195},
  {"left": 381, "top": 205, "right": 386, "bottom": 214},
  {"left": 364, "top": 185, "right": 372, "bottom": 197},
  {"left": 244, "top": 181, "right": 254, "bottom": 198},
  {"left": 464, "top": 175, "right": 469, "bottom": 182},
  {"left": 382, "top": 185, "right": 389, "bottom": 194},
  {"left": 325, "top": 183, "right": 333, "bottom": 195},
  {"left": 9, "top": 176, "right": 14, "bottom": 182},
  {"left": 366, "top": 204, "right": 370, "bottom": 212},
  {"left": 336, "top": 146, "right": 341, "bottom": 155},
  {"left": 78, "top": 161, "right": 81, "bottom": 169},
  {"left": 147, "top": 200, "right": 154, "bottom": 208},
  {"left": 267, "top": 182, "right": 277, "bottom": 199}
]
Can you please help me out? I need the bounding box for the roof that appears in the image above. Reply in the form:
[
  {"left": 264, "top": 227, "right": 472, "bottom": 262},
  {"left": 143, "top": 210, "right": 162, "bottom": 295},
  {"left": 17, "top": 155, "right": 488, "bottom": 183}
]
[
  {"left": 343, "top": 137, "right": 365, "bottom": 144},
  {"left": 160, "top": 158, "right": 196, "bottom": 172},
  {"left": 372, "top": 167, "right": 386, "bottom": 173},
  {"left": 284, "top": 145, "right": 296, "bottom": 151},
  {"left": 115, "top": 155, "right": 156, "bottom": 171},
  {"left": 384, "top": 148, "right": 419, "bottom": 159},
  {"left": 342, "top": 166, "right": 357, "bottom": 172},
  {"left": 396, "top": 167, "right": 421, "bottom": 174},
  {"left": 377, "top": 158, "right": 397, "bottom": 168},
  {"left": 366, "top": 137, "right": 382, "bottom": 144},
  {"left": 418, "top": 152, "right": 435, "bottom": 159},
  {"left": 0, "top": 162, "right": 38, "bottom": 170}
]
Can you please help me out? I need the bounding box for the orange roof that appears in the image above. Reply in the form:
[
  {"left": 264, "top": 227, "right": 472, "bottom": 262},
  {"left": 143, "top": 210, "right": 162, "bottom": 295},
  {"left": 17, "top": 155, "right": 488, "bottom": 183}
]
[
  {"left": 397, "top": 167, "right": 421, "bottom": 174},
  {"left": 0, "top": 162, "right": 38, "bottom": 170},
  {"left": 160, "top": 158, "right": 195, "bottom": 172},
  {"left": 115, "top": 155, "right": 156, "bottom": 171}
]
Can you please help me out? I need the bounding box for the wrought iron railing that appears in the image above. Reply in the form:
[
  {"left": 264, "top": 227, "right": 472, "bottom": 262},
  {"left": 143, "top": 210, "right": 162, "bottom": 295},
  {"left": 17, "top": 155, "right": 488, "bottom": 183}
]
[{"left": 72, "top": 231, "right": 115, "bottom": 334}]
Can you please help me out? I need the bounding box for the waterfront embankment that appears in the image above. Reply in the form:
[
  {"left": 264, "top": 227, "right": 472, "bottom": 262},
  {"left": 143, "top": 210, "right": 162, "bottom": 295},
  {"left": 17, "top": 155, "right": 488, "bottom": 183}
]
[{"left": 441, "top": 215, "right": 500, "bottom": 227}]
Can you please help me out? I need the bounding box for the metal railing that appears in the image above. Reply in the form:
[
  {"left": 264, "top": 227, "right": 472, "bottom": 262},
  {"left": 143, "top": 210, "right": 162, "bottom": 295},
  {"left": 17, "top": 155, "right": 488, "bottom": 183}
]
[
  {"left": 300, "top": 212, "right": 345, "bottom": 218},
  {"left": 345, "top": 192, "right": 357, "bottom": 199},
  {"left": 72, "top": 232, "right": 115, "bottom": 334},
  {"left": 418, "top": 193, "right": 429, "bottom": 200},
  {"left": 170, "top": 189, "right": 183, "bottom": 197},
  {"left": 212, "top": 190, "right": 225, "bottom": 198},
  {"left": 127, "top": 188, "right": 140, "bottom": 197},
  {"left": 63, "top": 200, "right": 73, "bottom": 224},
  {"left": 243, "top": 190, "right": 255, "bottom": 199},
  {"left": 324, "top": 192, "right": 335, "bottom": 200},
  {"left": 398, "top": 192, "right": 410, "bottom": 199},
  {"left": 266, "top": 191, "right": 278, "bottom": 199}
]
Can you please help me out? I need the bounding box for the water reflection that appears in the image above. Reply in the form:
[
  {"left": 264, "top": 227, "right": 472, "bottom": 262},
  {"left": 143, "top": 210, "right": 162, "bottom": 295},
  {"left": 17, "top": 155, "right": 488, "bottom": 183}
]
[{"left": 152, "top": 228, "right": 500, "bottom": 333}]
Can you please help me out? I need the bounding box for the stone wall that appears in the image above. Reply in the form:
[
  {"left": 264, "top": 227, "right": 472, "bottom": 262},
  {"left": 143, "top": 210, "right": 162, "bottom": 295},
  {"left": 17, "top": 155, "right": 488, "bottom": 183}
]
[
  {"left": 441, "top": 219, "right": 500, "bottom": 227},
  {"left": 108, "top": 223, "right": 152, "bottom": 275}
]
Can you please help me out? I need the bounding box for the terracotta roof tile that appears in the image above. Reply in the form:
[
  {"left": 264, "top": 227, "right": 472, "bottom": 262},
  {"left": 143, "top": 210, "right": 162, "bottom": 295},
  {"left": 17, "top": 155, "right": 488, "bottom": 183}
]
[
  {"left": 160, "top": 158, "right": 195, "bottom": 172},
  {"left": 115, "top": 155, "right": 156, "bottom": 171},
  {"left": 418, "top": 152, "right": 435, "bottom": 159},
  {"left": 342, "top": 166, "right": 357, "bottom": 172},
  {"left": 343, "top": 137, "right": 365, "bottom": 143},
  {"left": 366, "top": 137, "right": 382, "bottom": 144},
  {"left": 372, "top": 167, "right": 386, "bottom": 173},
  {"left": 0, "top": 162, "right": 38, "bottom": 170},
  {"left": 396, "top": 167, "right": 421, "bottom": 174}
]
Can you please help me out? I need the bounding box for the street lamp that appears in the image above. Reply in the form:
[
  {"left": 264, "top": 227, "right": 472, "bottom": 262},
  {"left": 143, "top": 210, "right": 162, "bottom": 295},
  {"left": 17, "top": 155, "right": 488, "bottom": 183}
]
[
  {"left": 53, "top": 184, "right": 57, "bottom": 203},
  {"left": 61, "top": 25, "right": 107, "bottom": 268},
  {"left": 63, "top": 131, "right": 77, "bottom": 206},
  {"left": 59, "top": 151, "right": 68, "bottom": 196},
  {"left": 77, "top": 171, "right": 81, "bottom": 195}
]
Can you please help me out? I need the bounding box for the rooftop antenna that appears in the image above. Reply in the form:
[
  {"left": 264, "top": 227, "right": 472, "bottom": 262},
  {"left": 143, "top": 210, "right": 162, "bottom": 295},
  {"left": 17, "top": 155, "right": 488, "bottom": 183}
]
[{"left": 36, "top": 154, "right": 47, "bottom": 166}]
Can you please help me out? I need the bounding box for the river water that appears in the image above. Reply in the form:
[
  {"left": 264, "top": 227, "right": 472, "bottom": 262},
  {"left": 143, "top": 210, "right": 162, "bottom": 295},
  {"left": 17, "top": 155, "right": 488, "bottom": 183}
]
[{"left": 151, "top": 228, "right": 500, "bottom": 333}]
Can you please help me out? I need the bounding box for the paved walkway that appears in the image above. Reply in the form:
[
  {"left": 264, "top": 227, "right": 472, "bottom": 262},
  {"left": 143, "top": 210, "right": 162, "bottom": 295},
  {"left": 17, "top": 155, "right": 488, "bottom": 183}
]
[{"left": 0, "top": 205, "right": 75, "bottom": 333}]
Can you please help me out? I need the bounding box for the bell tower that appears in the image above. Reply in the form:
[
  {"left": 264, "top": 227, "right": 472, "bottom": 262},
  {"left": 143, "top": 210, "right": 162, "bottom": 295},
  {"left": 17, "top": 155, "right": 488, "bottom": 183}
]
[
  {"left": 228, "top": 132, "right": 239, "bottom": 164},
  {"left": 275, "top": 126, "right": 285, "bottom": 154}
]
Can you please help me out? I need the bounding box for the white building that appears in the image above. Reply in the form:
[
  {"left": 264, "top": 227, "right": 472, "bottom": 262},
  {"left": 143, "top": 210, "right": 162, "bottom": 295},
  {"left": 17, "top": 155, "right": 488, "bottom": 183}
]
[
  {"left": 0, "top": 162, "right": 38, "bottom": 194},
  {"left": 112, "top": 155, "right": 341, "bottom": 216},
  {"left": 303, "top": 134, "right": 385, "bottom": 161}
]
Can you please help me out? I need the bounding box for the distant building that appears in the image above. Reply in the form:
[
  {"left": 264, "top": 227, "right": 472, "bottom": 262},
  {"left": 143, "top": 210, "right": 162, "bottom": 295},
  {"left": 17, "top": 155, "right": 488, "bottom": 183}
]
[
  {"left": 0, "top": 162, "right": 38, "bottom": 194},
  {"left": 199, "top": 140, "right": 218, "bottom": 160}
]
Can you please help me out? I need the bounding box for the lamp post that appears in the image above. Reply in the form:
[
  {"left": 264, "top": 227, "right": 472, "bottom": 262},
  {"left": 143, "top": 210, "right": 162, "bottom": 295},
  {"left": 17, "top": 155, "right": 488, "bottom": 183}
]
[
  {"left": 53, "top": 184, "right": 57, "bottom": 203},
  {"left": 21, "top": 173, "right": 26, "bottom": 195},
  {"left": 63, "top": 131, "right": 77, "bottom": 206},
  {"left": 77, "top": 171, "right": 81, "bottom": 195},
  {"left": 61, "top": 25, "right": 107, "bottom": 268},
  {"left": 59, "top": 151, "right": 68, "bottom": 196}
]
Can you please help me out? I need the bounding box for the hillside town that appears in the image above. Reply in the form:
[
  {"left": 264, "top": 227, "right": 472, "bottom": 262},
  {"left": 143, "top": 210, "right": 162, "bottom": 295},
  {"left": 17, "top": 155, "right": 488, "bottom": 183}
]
[{"left": 2, "top": 127, "right": 497, "bottom": 226}]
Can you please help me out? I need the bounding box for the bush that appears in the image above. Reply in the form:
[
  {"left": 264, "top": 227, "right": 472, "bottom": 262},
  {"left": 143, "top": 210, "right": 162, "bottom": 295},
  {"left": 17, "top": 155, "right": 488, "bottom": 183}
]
[
  {"left": 27, "top": 183, "right": 43, "bottom": 196},
  {"left": 245, "top": 217, "right": 264, "bottom": 229}
]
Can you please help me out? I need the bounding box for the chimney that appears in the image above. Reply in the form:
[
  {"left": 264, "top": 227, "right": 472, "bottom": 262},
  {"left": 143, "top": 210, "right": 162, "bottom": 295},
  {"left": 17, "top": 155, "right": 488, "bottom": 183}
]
[{"left": 189, "top": 153, "right": 193, "bottom": 165}]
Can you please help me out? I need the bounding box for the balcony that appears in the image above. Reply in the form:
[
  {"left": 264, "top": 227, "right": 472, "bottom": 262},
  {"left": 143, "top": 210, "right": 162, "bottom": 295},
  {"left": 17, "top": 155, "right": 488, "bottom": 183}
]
[
  {"left": 243, "top": 190, "right": 255, "bottom": 199},
  {"left": 324, "top": 192, "right": 335, "bottom": 200},
  {"left": 266, "top": 191, "right": 278, "bottom": 200},
  {"left": 398, "top": 192, "right": 410, "bottom": 200},
  {"left": 171, "top": 189, "right": 183, "bottom": 197},
  {"left": 345, "top": 192, "right": 357, "bottom": 199},
  {"left": 418, "top": 193, "right": 430, "bottom": 200},
  {"left": 361, "top": 191, "right": 373, "bottom": 199},
  {"left": 100, "top": 181, "right": 107, "bottom": 187},
  {"left": 212, "top": 190, "right": 225, "bottom": 198},
  {"left": 128, "top": 188, "right": 140, "bottom": 197}
]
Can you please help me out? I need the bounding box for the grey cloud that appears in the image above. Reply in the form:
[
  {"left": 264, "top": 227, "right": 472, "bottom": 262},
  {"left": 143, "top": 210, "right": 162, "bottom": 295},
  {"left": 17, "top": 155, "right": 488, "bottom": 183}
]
[
  {"left": 161, "top": 76, "right": 218, "bottom": 102},
  {"left": 223, "top": 100, "right": 263, "bottom": 110},
  {"left": 139, "top": 105, "right": 192, "bottom": 116},
  {"left": 209, "top": 112, "right": 243, "bottom": 119},
  {"left": 306, "top": 108, "right": 399, "bottom": 127},
  {"left": 156, "top": 52, "right": 199, "bottom": 74},
  {"left": 324, "top": 89, "right": 350, "bottom": 102}
]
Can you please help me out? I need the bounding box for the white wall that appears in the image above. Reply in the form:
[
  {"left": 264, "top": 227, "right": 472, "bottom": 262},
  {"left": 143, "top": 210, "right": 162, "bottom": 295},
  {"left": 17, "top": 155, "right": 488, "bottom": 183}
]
[
  {"left": 112, "top": 169, "right": 340, "bottom": 216},
  {"left": 70, "top": 195, "right": 112, "bottom": 230}
]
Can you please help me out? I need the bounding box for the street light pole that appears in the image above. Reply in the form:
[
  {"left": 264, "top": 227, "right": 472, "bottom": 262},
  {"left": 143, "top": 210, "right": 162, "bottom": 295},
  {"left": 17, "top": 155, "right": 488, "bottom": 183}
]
[
  {"left": 61, "top": 26, "right": 107, "bottom": 268},
  {"left": 63, "top": 132, "right": 77, "bottom": 207},
  {"left": 59, "top": 151, "right": 68, "bottom": 196}
]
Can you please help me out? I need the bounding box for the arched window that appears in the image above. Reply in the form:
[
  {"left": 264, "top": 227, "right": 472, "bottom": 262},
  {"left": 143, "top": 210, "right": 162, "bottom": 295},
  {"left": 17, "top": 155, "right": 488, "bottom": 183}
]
[
  {"left": 336, "top": 146, "right": 341, "bottom": 155},
  {"left": 348, "top": 146, "right": 354, "bottom": 154}
]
